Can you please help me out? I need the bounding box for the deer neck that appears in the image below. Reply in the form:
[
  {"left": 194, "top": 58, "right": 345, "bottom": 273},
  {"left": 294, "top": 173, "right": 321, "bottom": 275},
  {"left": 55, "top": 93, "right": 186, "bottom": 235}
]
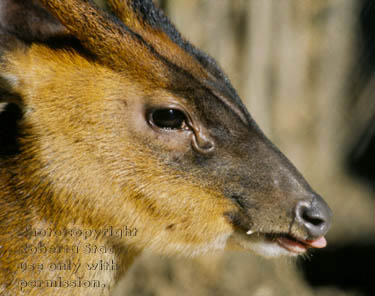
[{"left": 0, "top": 168, "right": 141, "bottom": 296}]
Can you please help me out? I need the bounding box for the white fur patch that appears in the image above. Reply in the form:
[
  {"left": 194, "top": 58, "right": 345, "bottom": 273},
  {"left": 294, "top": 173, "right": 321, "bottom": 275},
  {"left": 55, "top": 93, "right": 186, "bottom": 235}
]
[
  {"left": 188, "top": 233, "right": 231, "bottom": 257},
  {"left": 1, "top": 73, "right": 19, "bottom": 87},
  {"left": 147, "top": 232, "right": 231, "bottom": 258},
  {"left": 231, "top": 232, "right": 297, "bottom": 258}
]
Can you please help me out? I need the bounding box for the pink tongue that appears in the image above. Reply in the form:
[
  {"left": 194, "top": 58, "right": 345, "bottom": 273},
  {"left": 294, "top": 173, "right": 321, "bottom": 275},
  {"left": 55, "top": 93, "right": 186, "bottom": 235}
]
[{"left": 305, "top": 237, "right": 327, "bottom": 248}]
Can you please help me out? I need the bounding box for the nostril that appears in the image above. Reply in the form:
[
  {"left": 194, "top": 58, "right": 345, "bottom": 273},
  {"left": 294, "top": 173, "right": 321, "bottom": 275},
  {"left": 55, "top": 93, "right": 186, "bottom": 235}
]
[
  {"left": 295, "top": 196, "right": 332, "bottom": 239},
  {"left": 301, "top": 210, "right": 325, "bottom": 226}
]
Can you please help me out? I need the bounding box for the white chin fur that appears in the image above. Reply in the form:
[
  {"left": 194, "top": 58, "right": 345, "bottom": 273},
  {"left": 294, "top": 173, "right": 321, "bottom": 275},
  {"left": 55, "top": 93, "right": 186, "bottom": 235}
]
[
  {"left": 147, "top": 232, "right": 232, "bottom": 258},
  {"left": 231, "top": 232, "right": 298, "bottom": 258}
]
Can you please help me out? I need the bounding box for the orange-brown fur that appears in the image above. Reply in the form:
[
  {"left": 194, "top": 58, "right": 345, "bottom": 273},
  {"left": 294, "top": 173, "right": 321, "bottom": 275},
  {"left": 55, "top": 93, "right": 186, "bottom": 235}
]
[
  {"left": 0, "top": 44, "right": 236, "bottom": 295},
  {"left": 0, "top": 1, "right": 332, "bottom": 295},
  {"left": 108, "top": 0, "right": 216, "bottom": 81}
]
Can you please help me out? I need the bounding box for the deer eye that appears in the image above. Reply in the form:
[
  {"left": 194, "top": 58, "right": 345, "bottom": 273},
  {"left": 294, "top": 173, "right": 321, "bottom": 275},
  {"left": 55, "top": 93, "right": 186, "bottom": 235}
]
[{"left": 149, "top": 109, "right": 188, "bottom": 130}]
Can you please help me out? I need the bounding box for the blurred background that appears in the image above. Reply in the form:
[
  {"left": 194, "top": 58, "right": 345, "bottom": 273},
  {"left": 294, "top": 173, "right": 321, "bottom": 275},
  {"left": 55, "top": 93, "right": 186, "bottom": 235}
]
[{"left": 105, "top": 0, "right": 374, "bottom": 295}]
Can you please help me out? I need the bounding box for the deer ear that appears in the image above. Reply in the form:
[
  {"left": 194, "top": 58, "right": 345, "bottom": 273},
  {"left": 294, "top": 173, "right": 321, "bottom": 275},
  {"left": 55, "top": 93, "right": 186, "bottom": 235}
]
[
  {"left": 0, "top": 74, "right": 23, "bottom": 155},
  {"left": 0, "top": 0, "right": 66, "bottom": 42}
]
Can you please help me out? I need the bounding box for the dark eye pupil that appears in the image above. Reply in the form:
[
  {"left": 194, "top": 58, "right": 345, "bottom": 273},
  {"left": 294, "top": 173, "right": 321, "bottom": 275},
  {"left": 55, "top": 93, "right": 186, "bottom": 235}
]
[{"left": 151, "top": 109, "right": 186, "bottom": 129}]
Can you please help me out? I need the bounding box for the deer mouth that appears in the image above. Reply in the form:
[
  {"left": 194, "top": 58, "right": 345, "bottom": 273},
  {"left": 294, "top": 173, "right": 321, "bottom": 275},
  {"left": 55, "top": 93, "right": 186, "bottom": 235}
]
[
  {"left": 231, "top": 230, "right": 327, "bottom": 257},
  {"left": 264, "top": 233, "right": 327, "bottom": 254}
]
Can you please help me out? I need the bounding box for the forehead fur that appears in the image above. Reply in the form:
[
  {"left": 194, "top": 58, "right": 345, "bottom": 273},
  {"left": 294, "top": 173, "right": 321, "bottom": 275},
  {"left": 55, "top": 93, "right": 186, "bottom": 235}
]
[
  {"left": 0, "top": 0, "right": 251, "bottom": 126},
  {"left": 109, "top": 0, "right": 249, "bottom": 120}
]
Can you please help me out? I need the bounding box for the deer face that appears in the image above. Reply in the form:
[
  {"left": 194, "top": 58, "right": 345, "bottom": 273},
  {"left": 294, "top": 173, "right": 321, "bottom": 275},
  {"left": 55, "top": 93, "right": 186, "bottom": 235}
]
[{"left": 0, "top": 0, "right": 331, "bottom": 258}]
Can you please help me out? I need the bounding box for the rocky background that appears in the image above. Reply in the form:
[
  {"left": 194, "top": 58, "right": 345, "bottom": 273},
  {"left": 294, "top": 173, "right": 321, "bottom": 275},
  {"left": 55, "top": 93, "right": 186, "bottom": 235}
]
[{"left": 102, "top": 0, "right": 374, "bottom": 295}]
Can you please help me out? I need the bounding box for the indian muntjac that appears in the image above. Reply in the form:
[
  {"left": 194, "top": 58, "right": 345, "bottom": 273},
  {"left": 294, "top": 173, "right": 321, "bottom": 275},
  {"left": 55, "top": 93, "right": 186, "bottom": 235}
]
[{"left": 0, "top": 0, "right": 332, "bottom": 295}]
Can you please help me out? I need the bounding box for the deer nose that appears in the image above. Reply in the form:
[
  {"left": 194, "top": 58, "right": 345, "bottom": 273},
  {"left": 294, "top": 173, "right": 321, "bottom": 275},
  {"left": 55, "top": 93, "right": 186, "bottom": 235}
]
[{"left": 295, "top": 195, "right": 332, "bottom": 239}]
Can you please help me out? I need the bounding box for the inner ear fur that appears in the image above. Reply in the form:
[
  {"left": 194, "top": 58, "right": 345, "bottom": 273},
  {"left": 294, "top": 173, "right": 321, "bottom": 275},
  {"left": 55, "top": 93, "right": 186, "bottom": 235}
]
[{"left": 0, "top": 0, "right": 66, "bottom": 42}]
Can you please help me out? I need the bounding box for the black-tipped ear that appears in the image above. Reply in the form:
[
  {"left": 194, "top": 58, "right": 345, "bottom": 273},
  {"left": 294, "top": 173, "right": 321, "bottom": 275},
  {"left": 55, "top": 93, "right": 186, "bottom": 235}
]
[{"left": 0, "top": 0, "right": 66, "bottom": 42}]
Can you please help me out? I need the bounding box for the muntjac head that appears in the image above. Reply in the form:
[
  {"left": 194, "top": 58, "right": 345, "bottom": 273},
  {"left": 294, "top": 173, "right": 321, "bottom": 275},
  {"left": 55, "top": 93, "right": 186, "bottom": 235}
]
[{"left": 0, "top": 0, "right": 331, "bottom": 275}]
